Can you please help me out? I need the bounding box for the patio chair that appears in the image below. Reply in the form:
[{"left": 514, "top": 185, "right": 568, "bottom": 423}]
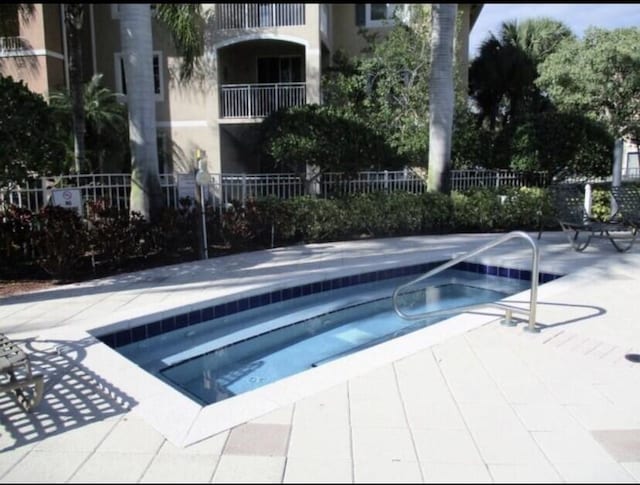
[
  {"left": 549, "top": 184, "right": 637, "bottom": 252},
  {"left": 0, "top": 333, "right": 44, "bottom": 412},
  {"left": 611, "top": 185, "right": 640, "bottom": 228}
]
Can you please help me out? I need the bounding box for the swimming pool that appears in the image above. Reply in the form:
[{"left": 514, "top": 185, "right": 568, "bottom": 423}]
[{"left": 98, "top": 260, "right": 561, "bottom": 406}]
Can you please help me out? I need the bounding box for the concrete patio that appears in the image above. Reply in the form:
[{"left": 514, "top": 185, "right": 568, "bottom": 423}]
[{"left": 1, "top": 230, "right": 640, "bottom": 483}]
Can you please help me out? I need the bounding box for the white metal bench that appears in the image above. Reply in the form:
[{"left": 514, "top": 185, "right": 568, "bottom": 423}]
[{"left": 0, "top": 333, "right": 44, "bottom": 412}]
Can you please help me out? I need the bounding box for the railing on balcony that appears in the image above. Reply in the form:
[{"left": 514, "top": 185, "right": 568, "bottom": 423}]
[
  {"left": 215, "top": 3, "right": 305, "bottom": 30},
  {"left": 220, "top": 82, "right": 306, "bottom": 119},
  {"left": 0, "top": 36, "right": 27, "bottom": 52}
]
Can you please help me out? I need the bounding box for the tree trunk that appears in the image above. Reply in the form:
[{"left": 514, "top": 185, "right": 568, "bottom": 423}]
[
  {"left": 118, "top": 3, "right": 163, "bottom": 222},
  {"left": 427, "top": 4, "right": 457, "bottom": 194},
  {"left": 64, "top": 4, "right": 86, "bottom": 173}
]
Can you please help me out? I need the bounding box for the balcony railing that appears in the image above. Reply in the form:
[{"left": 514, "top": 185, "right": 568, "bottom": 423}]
[
  {"left": 0, "top": 36, "right": 27, "bottom": 52},
  {"left": 215, "top": 3, "right": 305, "bottom": 30},
  {"left": 220, "top": 82, "right": 306, "bottom": 119}
]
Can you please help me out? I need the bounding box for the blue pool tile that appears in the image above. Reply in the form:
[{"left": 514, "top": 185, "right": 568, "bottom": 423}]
[
  {"left": 488, "top": 265, "right": 498, "bottom": 276},
  {"left": 301, "top": 284, "right": 312, "bottom": 296},
  {"left": 508, "top": 268, "right": 521, "bottom": 279},
  {"left": 132, "top": 325, "right": 147, "bottom": 343},
  {"left": 214, "top": 304, "right": 226, "bottom": 318},
  {"left": 282, "top": 288, "right": 293, "bottom": 300},
  {"left": 114, "top": 330, "right": 131, "bottom": 347},
  {"left": 321, "top": 280, "right": 331, "bottom": 291},
  {"left": 101, "top": 333, "right": 116, "bottom": 348},
  {"left": 175, "top": 313, "right": 189, "bottom": 329},
  {"left": 520, "top": 270, "right": 532, "bottom": 281},
  {"left": 237, "top": 298, "right": 249, "bottom": 312},
  {"left": 148, "top": 321, "right": 163, "bottom": 338},
  {"left": 292, "top": 286, "right": 302, "bottom": 298},
  {"left": 258, "top": 293, "right": 270, "bottom": 306},
  {"left": 498, "top": 267, "right": 509, "bottom": 278},
  {"left": 162, "top": 316, "right": 176, "bottom": 333},
  {"left": 202, "top": 307, "right": 214, "bottom": 322},
  {"left": 271, "top": 290, "right": 283, "bottom": 303},
  {"left": 188, "top": 310, "right": 201, "bottom": 325},
  {"left": 248, "top": 295, "right": 260, "bottom": 308},
  {"left": 312, "top": 282, "right": 322, "bottom": 294},
  {"left": 225, "top": 300, "right": 238, "bottom": 316}
]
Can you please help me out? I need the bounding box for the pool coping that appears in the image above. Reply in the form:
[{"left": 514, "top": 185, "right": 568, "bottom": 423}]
[{"left": 71, "top": 238, "right": 572, "bottom": 448}]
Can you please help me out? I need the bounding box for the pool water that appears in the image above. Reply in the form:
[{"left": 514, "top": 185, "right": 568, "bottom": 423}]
[{"left": 115, "top": 269, "right": 530, "bottom": 405}]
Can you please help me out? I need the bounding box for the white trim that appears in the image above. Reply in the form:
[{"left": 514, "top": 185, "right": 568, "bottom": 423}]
[
  {"left": 214, "top": 33, "right": 309, "bottom": 50},
  {"left": 157, "top": 120, "right": 208, "bottom": 128},
  {"left": 114, "top": 50, "right": 165, "bottom": 102},
  {"left": 0, "top": 49, "right": 65, "bottom": 60}
]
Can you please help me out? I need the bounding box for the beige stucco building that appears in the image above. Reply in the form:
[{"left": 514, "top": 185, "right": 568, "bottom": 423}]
[{"left": 0, "top": 3, "right": 483, "bottom": 175}]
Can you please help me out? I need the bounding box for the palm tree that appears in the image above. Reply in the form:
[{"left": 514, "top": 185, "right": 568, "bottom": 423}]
[
  {"left": 63, "top": 4, "right": 87, "bottom": 173},
  {"left": 427, "top": 4, "right": 457, "bottom": 194},
  {"left": 50, "top": 73, "right": 128, "bottom": 173},
  {"left": 118, "top": 3, "right": 161, "bottom": 221},
  {"left": 0, "top": 4, "right": 34, "bottom": 38},
  {"left": 469, "top": 18, "right": 573, "bottom": 130},
  {"left": 117, "top": 3, "right": 203, "bottom": 222}
]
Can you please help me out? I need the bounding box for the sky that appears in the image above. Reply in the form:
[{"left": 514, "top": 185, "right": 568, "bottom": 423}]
[{"left": 469, "top": 3, "right": 640, "bottom": 57}]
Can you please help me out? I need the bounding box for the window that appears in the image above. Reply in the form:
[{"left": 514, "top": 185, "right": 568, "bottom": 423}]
[
  {"left": 114, "top": 52, "right": 163, "bottom": 101},
  {"left": 362, "top": 4, "right": 408, "bottom": 28},
  {"left": 626, "top": 152, "right": 639, "bottom": 178},
  {"left": 157, "top": 131, "right": 168, "bottom": 173},
  {"left": 257, "top": 56, "right": 303, "bottom": 83}
]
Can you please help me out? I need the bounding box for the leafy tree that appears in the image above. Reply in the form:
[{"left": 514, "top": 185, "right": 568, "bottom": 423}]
[
  {"left": 50, "top": 73, "right": 129, "bottom": 173},
  {"left": 259, "top": 105, "right": 407, "bottom": 179},
  {"left": 469, "top": 18, "right": 573, "bottom": 131},
  {"left": 509, "top": 110, "right": 613, "bottom": 178},
  {"left": 0, "top": 75, "right": 67, "bottom": 190},
  {"left": 0, "top": 4, "right": 34, "bottom": 37},
  {"left": 537, "top": 27, "right": 640, "bottom": 142},
  {"left": 323, "top": 4, "right": 433, "bottom": 165}
]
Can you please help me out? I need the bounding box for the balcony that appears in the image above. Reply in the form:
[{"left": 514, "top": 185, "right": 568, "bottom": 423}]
[
  {"left": 220, "top": 83, "right": 306, "bottom": 119},
  {"left": 0, "top": 36, "right": 27, "bottom": 52},
  {"left": 215, "top": 3, "right": 305, "bottom": 30}
]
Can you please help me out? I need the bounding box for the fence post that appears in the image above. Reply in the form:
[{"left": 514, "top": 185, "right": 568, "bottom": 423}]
[{"left": 241, "top": 173, "right": 247, "bottom": 208}]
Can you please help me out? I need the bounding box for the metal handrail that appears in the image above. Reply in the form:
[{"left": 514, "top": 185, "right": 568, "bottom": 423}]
[{"left": 392, "top": 231, "right": 540, "bottom": 333}]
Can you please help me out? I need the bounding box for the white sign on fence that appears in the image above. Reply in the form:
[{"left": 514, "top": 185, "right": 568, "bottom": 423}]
[
  {"left": 177, "top": 173, "right": 197, "bottom": 200},
  {"left": 51, "top": 188, "right": 82, "bottom": 214}
]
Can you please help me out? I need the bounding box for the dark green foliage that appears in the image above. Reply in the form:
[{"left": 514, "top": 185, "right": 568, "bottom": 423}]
[
  {"left": 260, "top": 105, "right": 407, "bottom": 177},
  {"left": 0, "top": 204, "right": 35, "bottom": 265},
  {"left": 510, "top": 111, "right": 613, "bottom": 178},
  {"left": 86, "top": 200, "right": 157, "bottom": 270},
  {"left": 0, "top": 75, "right": 68, "bottom": 187},
  {"left": 2, "top": 187, "right": 555, "bottom": 279},
  {"left": 31, "top": 205, "right": 89, "bottom": 280}
]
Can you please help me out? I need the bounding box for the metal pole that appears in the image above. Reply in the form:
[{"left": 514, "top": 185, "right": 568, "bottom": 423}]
[{"left": 200, "top": 183, "right": 208, "bottom": 260}]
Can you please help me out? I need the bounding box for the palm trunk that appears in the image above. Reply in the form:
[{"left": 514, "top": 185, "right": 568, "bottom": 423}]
[
  {"left": 427, "top": 4, "right": 457, "bottom": 194},
  {"left": 64, "top": 4, "right": 86, "bottom": 173},
  {"left": 119, "top": 3, "right": 162, "bottom": 222}
]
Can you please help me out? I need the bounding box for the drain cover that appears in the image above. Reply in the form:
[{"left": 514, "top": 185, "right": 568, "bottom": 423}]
[{"left": 625, "top": 353, "right": 640, "bottom": 363}]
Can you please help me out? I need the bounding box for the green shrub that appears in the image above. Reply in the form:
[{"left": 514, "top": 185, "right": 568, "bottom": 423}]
[
  {"left": 32, "top": 205, "right": 89, "bottom": 279},
  {"left": 421, "top": 191, "right": 455, "bottom": 233},
  {"left": 0, "top": 204, "right": 35, "bottom": 264},
  {"left": 86, "top": 201, "right": 157, "bottom": 269}
]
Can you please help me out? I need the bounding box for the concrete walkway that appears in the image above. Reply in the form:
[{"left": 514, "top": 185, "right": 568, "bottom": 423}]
[{"left": 1, "top": 231, "right": 640, "bottom": 483}]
